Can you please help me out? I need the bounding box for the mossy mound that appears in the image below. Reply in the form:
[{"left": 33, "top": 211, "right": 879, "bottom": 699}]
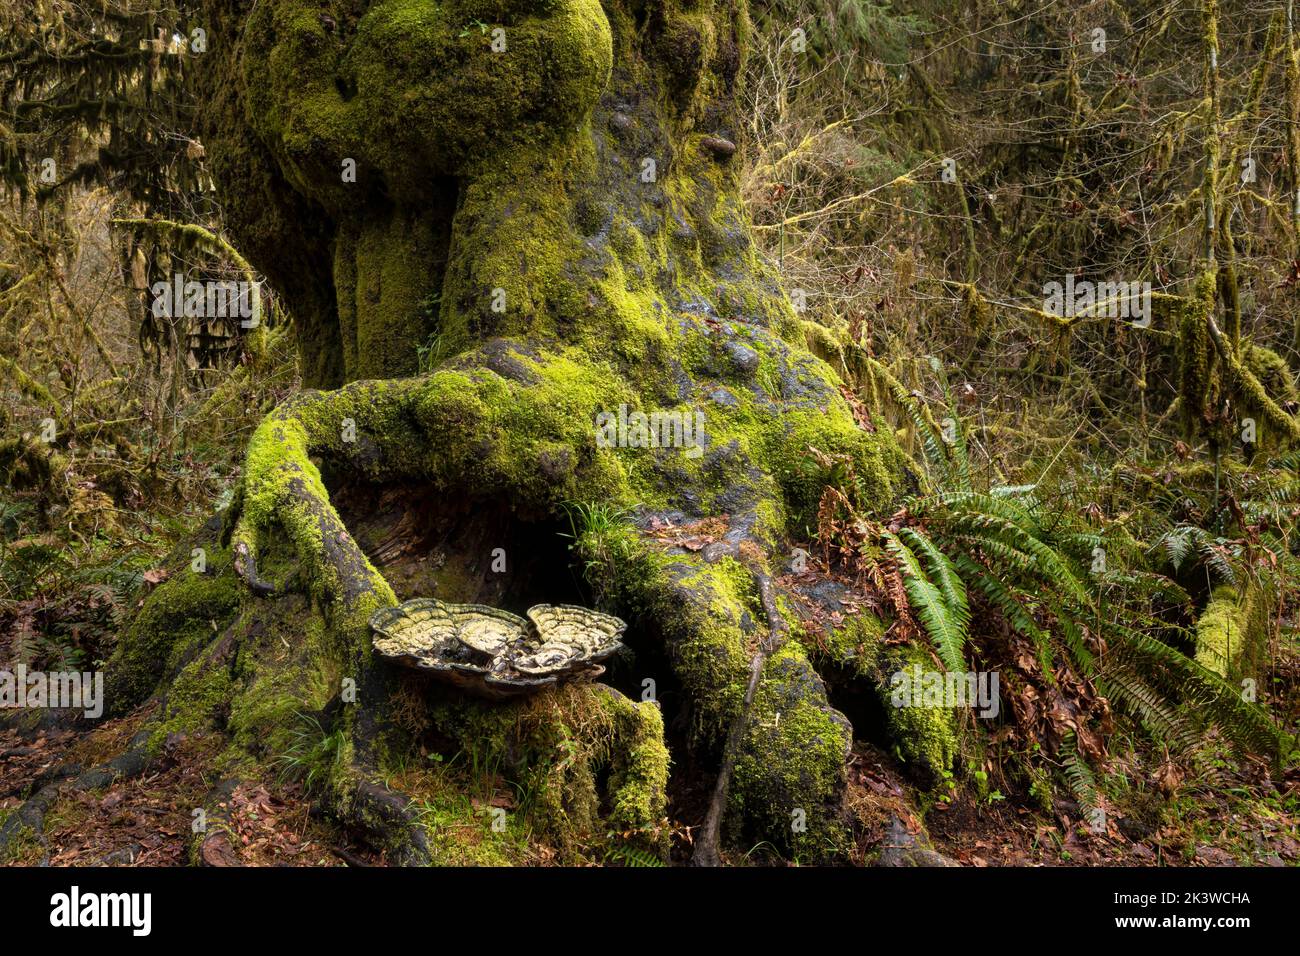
[
  {"left": 731, "top": 642, "right": 853, "bottom": 857},
  {"left": 104, "top": 527, "right": 243, "bottom": 716},
  {"left": 1195, "top": 579, "right": 1274, "bottom": 682},
  {"left": 880, "top": 643, "right": 959, "bottom": 785}
]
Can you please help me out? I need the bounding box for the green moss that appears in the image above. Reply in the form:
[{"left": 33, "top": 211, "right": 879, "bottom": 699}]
[
  {"left": 440, "top": 138, "right": 597, "bottom": 345},
  {"left": 772, "top": 405, "right": 896, "bottom": 523},
  {"left": 599, "top": 687, "right": 671, "bottom": 848},
  {"left": 422, "top": 682, "right": 669, "bottom": 859},
  {"left": 814, "top": 611, "right": 887, "bottom": 678},
  {"left": 335, "top": 209, "right": 451, "bottom": 379},
  {"left": 648, "top": 555, "right": 755, "bottom": 738},
  {"left": 1245, "top": 344, "right": 1300, "bottom": 405},
  {"left": 1176, "top": 271, "right": 1220, "bottom": 444},
  {"left": 0, "top": 812, "right": 44, "bottom": 865},
  {"left": 881, "top": 643, "right": 959, "bottom": 784},
  {"left": 1176, "top": 272, "right": 1300, "bottom": 448},
  {"left": 234, "top": 397, "right": 399, "bottom": 654},
  {"left": 240, "top": 0, "right": 615, "bottom": 380},
  {"left": 731, "top": 641, "right": 852, "bottom": 859},
  {"left": 409, "top": 787, "right": 531, "bottom": 866},
  {"left": 800, "top": 318, "right": 847, "bottom": 364},
  {"left": 1195, "top": 580, "right": 1273, "bottom": 681},
  {"left": 243, "top": 0, "right": 612, "bottom": 193},
  {"left": 149, "top": 655, "right": 233, "bottom": 750},
  {"left": 228, "top": 666, "right": 327, "bottom": 758},
  {"left": 1239, "top": 344, "right": 1300, "bottom": 450},
  {"left": 105, "top": 566, "right": 241, "bottom": 714}
]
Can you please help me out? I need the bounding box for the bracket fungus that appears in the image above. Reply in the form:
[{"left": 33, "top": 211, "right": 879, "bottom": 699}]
[{"left": 369, "top": 599, "right": 626, "bottom": 700}]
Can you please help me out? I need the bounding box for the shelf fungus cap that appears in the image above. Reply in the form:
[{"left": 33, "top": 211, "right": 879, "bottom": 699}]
[{"left": 370, "top": 599, "right": 626, "bottom": 700}]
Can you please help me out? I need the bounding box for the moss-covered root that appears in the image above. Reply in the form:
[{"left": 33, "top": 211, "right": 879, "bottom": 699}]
[
  {"left": 687, "top": 565, "right": 854, "bottom": 864},
  {"left": 598, "top": 687, "right": 672, "bottom": 849},
  {"left": 627, "top": 549, "right": 855, "bottom": 860},
  {"left": 104, "top": 522, "right": 242, "bottom": 715},
  {"left": 230, "top": 394, "right": 397, "bottom": 653},
  {"left": 333, "top": 777, "right": 434, "bottom": 866},
  {"left": 226, "top": 340, "right": 640, "bottom": 612},
  {"left": 190, "top": 778, "right": 242, "bottom": 866},
  {"left": 731, "top": 642, "right": 853, "bottom": 860},
  {"left": 0, "top": 731, "right": 152, "bottom": 864}
]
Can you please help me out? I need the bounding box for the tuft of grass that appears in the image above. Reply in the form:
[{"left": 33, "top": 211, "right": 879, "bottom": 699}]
[
  {"left": 270, "top": 712, "right": 346, "bottom": 794},
  {"left": 415, "top": 329, "right": 451, "bottom": 374},
  {"left": 559, "top": 500, "right": 638, "bottom": 598}
]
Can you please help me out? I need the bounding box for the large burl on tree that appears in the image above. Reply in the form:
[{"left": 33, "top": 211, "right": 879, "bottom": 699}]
[{"left": 100, "top": 0, "right": 910, "bottom": 864}]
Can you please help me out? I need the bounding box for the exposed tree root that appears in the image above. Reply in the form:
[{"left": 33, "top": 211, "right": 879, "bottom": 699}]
[
  {"left": 334, "top": 780, "right": 433, "bottom": 866},
  {"left": 0, "top": 730, "right": 152, "bottom": 863},
  {"left": 692, "top": 572, "right": 789, "bottom": 866},
  {"left": 192, "top": 778, "right": 243, "bottom": 867}
]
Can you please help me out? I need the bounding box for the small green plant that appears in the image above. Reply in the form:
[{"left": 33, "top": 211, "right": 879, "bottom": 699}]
[
  {"left": 971, "top": 769, "right": 1004, "bottom": 806},
  {"left": 603, "top": 842, "right": 665, "bottom": 867},
  {"left": 462, "top": 738, "right": 505, "bottom": 801},
  {"left": 415, "top": 331, "right": 451, "bottom": 374},
  {"left": 559, "top": 500, "right": 637, "bottom": 597},
  {"left": 271, "top": 712, "right": 346, "bottom": 794},
  {"left": 1028, "top": 767, "right": 1055, "bottom": 813}
]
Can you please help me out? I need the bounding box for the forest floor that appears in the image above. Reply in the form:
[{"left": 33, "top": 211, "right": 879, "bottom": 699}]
[
  {"left": 4, "top": 711, "right": 1296, "bottom": 867},
  {"left": 4, "top": 462, "right": 1298, "bottom": 867},
  {"left": 3, "top": 511, "right": 1297, "bottom": 867},
  {"left": 0, "top": 711, "right": 372, "bottom": 866}
]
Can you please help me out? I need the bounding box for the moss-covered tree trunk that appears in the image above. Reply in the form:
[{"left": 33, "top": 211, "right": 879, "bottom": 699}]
[{"left": 102, "top": 0, "right": 904, "bottom": 863}]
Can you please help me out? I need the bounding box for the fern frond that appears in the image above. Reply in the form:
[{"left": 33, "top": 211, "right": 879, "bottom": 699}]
[
  {"left": 1098, "top": 570, "right": 1192, "bottom": 607},
  {"left": 1158, "top": 526, "right": 1194, "bottom": 571},
  {"left": 1103, "top": 622, "right": 1280, "bottom": 756},
  {"left": 870, "top": 360, "right": 951, "bottom": 489},
  {"left": 1196, "top": 541, "right": 1238, "bottom": 586},
  {"left": 899, "top": 526, "right": 970, "bottom": 637},
  {"left": 932, "top": 489, "right": 1041, "bottom": 528},
  {"left": 1054, "top": 613, "right": 1096, "bottom": 676},
  {"left": 1061, "top": 734, "right": 1101, "bottom": 819},
  {"left": 884, "top": 531, "right": 967, "bottom": 672},
  {"left": 945, "top": 511, "right": 1088, "bottom": 602},
  {"left": 605, "top": 843, "right": 665, "bottom": 867},
  {"left": 1094, "top": 665, "right": 1200, "bottom": 754}
]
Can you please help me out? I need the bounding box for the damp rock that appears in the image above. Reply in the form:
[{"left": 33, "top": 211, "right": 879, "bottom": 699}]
[
  {"left": 725, "top": 341, "right": 760, "bottom": 378},
  {"left": 701, "top": 136, "right": 736, "bottom": 159}
]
